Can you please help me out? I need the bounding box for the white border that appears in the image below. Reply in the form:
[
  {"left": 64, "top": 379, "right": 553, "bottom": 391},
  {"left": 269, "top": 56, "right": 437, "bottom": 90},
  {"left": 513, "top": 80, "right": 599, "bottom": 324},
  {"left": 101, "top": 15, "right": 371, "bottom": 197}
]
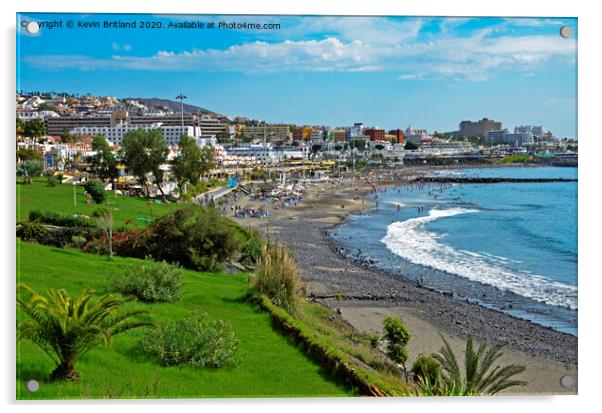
[{"left": 3, "top": 1, "right": 601, "bottom": 412}]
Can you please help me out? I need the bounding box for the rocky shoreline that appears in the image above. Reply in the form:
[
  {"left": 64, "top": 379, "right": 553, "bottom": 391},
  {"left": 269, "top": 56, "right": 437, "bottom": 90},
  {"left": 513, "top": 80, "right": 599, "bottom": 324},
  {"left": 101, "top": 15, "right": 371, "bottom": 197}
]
[{"left": 257, "top": 186, "right": 577, "bottom": 366}]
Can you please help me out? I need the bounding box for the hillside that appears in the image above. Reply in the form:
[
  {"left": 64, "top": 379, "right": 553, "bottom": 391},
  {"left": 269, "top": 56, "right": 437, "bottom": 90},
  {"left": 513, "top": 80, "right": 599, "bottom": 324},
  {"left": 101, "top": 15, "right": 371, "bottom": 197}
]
[{"left": 127, "top": 97, "right": 225, "bottom": 118}]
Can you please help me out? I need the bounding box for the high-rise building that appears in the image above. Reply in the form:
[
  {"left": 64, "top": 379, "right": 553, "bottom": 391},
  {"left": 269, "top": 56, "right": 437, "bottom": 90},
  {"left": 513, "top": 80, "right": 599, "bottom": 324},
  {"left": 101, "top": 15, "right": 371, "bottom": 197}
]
[{"left": 459, "top": 118, "right": 502, "bottom": 138}]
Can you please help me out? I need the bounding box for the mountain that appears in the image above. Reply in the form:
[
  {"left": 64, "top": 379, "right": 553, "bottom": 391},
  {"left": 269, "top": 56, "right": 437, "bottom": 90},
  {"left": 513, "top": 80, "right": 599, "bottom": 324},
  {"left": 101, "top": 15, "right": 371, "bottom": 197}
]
[{"left": 126, "top": 97, "right": 225, "bottom": 118}]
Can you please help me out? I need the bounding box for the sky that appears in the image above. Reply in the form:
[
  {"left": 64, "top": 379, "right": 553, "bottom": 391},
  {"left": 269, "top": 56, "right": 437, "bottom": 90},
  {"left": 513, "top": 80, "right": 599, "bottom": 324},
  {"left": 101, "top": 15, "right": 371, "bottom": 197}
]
[{"left": 17, "top": 13, "right": 577, "bottom": 138}]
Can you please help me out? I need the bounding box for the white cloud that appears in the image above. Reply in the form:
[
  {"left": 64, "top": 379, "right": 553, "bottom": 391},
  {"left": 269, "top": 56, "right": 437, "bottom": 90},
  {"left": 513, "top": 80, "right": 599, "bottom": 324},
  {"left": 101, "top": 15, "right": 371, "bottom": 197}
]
[
  {"left": 25, "top": 19, "right": 576, "bottom": 81},
  {"left": 112, "top": 43, "right": 132, "bottom": 52}
]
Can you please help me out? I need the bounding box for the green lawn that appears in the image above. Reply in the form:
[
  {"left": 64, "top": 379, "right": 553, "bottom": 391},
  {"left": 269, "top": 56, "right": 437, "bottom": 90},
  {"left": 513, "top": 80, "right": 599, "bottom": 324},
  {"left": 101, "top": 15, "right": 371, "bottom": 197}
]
[
  {"left": 16, "top": 240, "right": 351, "bottom": 399},
  {"left": 16, "top": 179, "right": 182, "bottom": 228}
]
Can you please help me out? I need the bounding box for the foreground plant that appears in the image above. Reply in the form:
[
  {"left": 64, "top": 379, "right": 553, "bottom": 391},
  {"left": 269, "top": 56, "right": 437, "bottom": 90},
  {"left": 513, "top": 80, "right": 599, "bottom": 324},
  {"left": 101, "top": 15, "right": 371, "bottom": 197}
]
[
  {"left": 382, "top": 317, "right": 412, "bottom": 379},
  {"left": 110, "top": 259, "right": 184, "bottom": 303},
  {"left": 17, "top": 284, "right": 154, "bottom": 381},
  {"left": 253, "top": 243, "right": 305, "bottom": 314},
  {"left": 415, "top": 334, "right": 527, "bottom": 395},
  {"left": 141, "top": 313, "right": 239, "bottom": 368}
]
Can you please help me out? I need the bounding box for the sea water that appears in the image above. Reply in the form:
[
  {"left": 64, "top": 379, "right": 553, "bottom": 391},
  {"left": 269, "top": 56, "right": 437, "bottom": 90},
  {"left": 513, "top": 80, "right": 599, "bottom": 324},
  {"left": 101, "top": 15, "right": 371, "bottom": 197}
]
[{"left": 329, "top": 167, "right": 578, "bottom": 335}]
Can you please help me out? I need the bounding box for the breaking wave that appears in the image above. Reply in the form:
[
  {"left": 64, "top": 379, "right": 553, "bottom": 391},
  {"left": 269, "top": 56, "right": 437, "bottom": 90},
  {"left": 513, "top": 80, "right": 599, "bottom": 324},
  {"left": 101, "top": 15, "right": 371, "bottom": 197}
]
[{"left": 381, "top": 208, "right": 577, "bottom": 310}]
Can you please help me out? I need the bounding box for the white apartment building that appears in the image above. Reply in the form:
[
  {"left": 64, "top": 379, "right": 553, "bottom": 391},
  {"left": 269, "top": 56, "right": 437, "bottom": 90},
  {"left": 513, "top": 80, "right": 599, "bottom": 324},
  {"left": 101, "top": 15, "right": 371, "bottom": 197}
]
[
  {"left": 69, "top": 122, "right": 215, "bottom": 147},
  {"left": 486, "top": 129, "right": 534, "bottom": 146},
  {"left": 225, "top": 143, "right": 309, "bottom": 164},
  {"left": 405, "top": 126, "right": 431, "bottom": 143},
  {"left": 17, "top": 110, "right": 59, "bottom": 120},
  {"left": 515, "top": 125, "right": 544, "bottom": 137}
]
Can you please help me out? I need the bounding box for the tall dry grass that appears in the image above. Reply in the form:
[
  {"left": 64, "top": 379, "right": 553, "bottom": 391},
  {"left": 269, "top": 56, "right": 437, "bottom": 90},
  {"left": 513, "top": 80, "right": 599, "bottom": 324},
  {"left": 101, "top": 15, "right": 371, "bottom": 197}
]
[{"left": 253, "top": 243, "right": 305, "bottom": 314}]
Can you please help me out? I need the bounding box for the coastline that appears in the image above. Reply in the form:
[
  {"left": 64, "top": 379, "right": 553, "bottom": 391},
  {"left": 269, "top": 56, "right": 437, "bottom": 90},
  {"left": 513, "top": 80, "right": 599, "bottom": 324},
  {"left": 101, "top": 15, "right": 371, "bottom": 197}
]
[{"left": 233, "top": 172, "right": 577, "bottom": 394}]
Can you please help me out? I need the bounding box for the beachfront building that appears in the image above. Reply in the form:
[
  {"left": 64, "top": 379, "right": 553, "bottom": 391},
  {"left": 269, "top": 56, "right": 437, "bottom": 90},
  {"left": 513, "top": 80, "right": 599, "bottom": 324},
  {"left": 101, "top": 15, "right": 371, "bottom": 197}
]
[
  {"left": 515, "top": 125, "right": 544, "bottom": 138},
  {"left": 225, "top": 143, "right": 309, "bottom": 164},
  {"left": 485, "top": 129, "right": 534, "bottom": 146},
  {"left": 68, "top": 122, "right": 216, "bottom": 147}
]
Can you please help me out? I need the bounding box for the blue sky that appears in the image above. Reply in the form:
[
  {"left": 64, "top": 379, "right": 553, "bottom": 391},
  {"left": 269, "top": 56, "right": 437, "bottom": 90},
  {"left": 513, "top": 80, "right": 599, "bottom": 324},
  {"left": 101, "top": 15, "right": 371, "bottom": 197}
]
[{"left": 17, "top": 13, "right": 577, "bottom": 138}]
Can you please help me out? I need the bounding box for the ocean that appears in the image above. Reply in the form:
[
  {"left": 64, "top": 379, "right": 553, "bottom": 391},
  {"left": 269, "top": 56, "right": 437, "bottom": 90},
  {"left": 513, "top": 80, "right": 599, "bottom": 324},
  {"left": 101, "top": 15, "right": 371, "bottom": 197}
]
[{"left": 329, "top": 166, "right": 578, "bottom": 335}]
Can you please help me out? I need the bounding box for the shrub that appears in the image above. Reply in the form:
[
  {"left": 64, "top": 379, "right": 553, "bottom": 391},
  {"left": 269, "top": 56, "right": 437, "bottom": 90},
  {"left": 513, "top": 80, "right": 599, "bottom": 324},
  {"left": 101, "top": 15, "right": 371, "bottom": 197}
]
[
  {"left": 112, "top": 228, "right": 151, "bottom": 258},
  {"left": 146, "top": 206, "right": 241, "bottom": 271},
  {"left": 253, "top": 243, "right": 305, "bottom": 314},
  {"left": 382, "top": 316, "right": 411, "bottom": 369},
  {"left": 16, "top": 221, "right": 47, "bottom": 241},
  {"left": 16, "top": 161, "right": 43, "bottom": 183},
  {"left": 110, "top": 259, "right": 184, "bottom": 303},
  {"left": 46, "top": 176, "right": 59, "bottom": 187},
  {"left": 83, "top": 180, "right": 106, "bottom": 204},
  {"left": 240, "top": 228, "right": 264, "bottom": 266},
  {"left": 141, "top": 313, "right": 238, "bottom": 368},
  {"left": 411, "top": 354, "right": 441, "bottom": 386},
  {"left": 29, "top": 209, "right": 95, "bottom": 228}
]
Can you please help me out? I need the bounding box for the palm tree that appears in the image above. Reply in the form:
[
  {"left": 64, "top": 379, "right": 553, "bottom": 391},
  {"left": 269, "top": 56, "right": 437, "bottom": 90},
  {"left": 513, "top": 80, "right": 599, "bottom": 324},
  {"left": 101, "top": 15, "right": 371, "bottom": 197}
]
[
  {"left": 429, "top": 334, "right": 527, "bottom": 395},
  {"left": 17, "top": 284, "right": 155, "bottom": 381}
]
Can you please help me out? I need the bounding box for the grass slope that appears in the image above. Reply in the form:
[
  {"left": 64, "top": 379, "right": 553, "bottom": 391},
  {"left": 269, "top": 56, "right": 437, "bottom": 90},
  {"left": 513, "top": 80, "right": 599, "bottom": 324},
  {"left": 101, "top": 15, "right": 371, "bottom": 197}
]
[
  {"left": 16, "top": 240, "right": 351, "bottom": 399},
  {"left": 16, "top": 179, "right": 181, "bottom": 227}
]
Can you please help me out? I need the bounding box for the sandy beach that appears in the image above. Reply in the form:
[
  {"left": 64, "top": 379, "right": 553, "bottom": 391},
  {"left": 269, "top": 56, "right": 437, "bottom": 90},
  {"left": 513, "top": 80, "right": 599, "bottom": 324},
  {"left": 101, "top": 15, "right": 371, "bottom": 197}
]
[{"left": 230, "top": 174, "right": 578, "bottom": 395}]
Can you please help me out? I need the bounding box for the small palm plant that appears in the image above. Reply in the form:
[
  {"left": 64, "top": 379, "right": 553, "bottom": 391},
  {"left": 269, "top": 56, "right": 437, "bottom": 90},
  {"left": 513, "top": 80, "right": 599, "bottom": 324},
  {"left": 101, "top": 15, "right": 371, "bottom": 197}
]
[
  {"left": 425, "top": 334, "right": 527, "bottom": 395},
  {"left": 17, "top": 284, "right": 155, "bottom": 381}
]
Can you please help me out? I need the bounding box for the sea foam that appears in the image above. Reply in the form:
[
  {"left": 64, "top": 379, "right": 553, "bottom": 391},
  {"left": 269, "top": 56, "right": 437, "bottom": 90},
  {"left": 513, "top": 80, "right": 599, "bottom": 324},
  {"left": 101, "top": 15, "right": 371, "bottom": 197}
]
[{"left": 381, "top": 208, "right": 578, "bottom": 310}]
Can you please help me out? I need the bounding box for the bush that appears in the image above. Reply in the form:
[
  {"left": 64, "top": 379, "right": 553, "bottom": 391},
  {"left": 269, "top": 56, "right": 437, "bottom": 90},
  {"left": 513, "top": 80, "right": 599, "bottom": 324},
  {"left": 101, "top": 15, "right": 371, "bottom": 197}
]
[
  {"left": 382, "top": 316, "right": 411, "bottom": 368},
  {"left": 240, "top": 228, "right": 264, "bottom": 266},
  {"left": 110, "top": 259, "right": 184, "bottom": 303},
  {"left": 16, "top": 221, "right": 47, "bottom": 241},
  {"left": 29, "top": 209, "right": 95, "bottom": 228},
  {"left": 411, "top": 354, "right": 441, "bottom": 386},
  {"left": 146, "top": 206, "right": 241, "bottom": 271},
  {"left": 141, "top": 314, "right": 239, "bottom": 368},
  {"left": 83, "top": 180, "right": 106, "bottom": 204},
  {"left": 253, "top": 243, "right": 305, "bottom": 314},
  {"left": 46, "top": 176, "right": 59, "bottom": 187}
]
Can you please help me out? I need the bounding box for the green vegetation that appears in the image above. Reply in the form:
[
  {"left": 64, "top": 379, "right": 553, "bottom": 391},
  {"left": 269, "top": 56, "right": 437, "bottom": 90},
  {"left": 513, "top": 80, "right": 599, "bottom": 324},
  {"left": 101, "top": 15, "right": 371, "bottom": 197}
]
[
  {"left": 17, "top": 161, "right": 43, "bottom": 184},
  {"left": 83, "top": 180, "right": 107, "bottom": 204},
  {"left": 404, "top": 141, "right": 419, "bottom": 150},
  {"left": 250, "top": 294, "right": 408, "bottom": 396},
  {"left": 120, "top": 129, "right": 169, "bottom": 197},
  {"left": 170, "top": 134, "right": 215, "bottom": 197},
  {"left": 110, "top": 260, "right": 184, "bottom": 303},
  {"left": 16, "top": 221, "right": 47, "bottom": 241},
  {"left": 29, "top": 209, "right": 95, "bottom": 228},
  {"left": 17, "top": 148, "right": 43, "bottom": 162},
  {"left": 90, "top": 136, "right": 118, "bottom": 183},
  {"left": 17, "top": 284, "right": 154, "bottom": 381},
  {"left": 411, "top": 354, "right": 441, "bottom": 387},
  {"left": 145, "top": 206, "right": 241, "bottom": 271},
  {"left": 500, "top": 154, "right": 533, "bottom": 164},
  {"left": 17, "top": 240, "right": 349, "bottom": 399},
  {"left": 253, "top": 243, "right": 305, "bottom": 314},
  {"left": 382, "top": 316, "right": 412, "bottom": 372},
  {"left": 141, "top": 313, "right": 238, "bottom": 368},
  {"left": 414, "top": 335, "right": 527, "bottom": 396}
]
